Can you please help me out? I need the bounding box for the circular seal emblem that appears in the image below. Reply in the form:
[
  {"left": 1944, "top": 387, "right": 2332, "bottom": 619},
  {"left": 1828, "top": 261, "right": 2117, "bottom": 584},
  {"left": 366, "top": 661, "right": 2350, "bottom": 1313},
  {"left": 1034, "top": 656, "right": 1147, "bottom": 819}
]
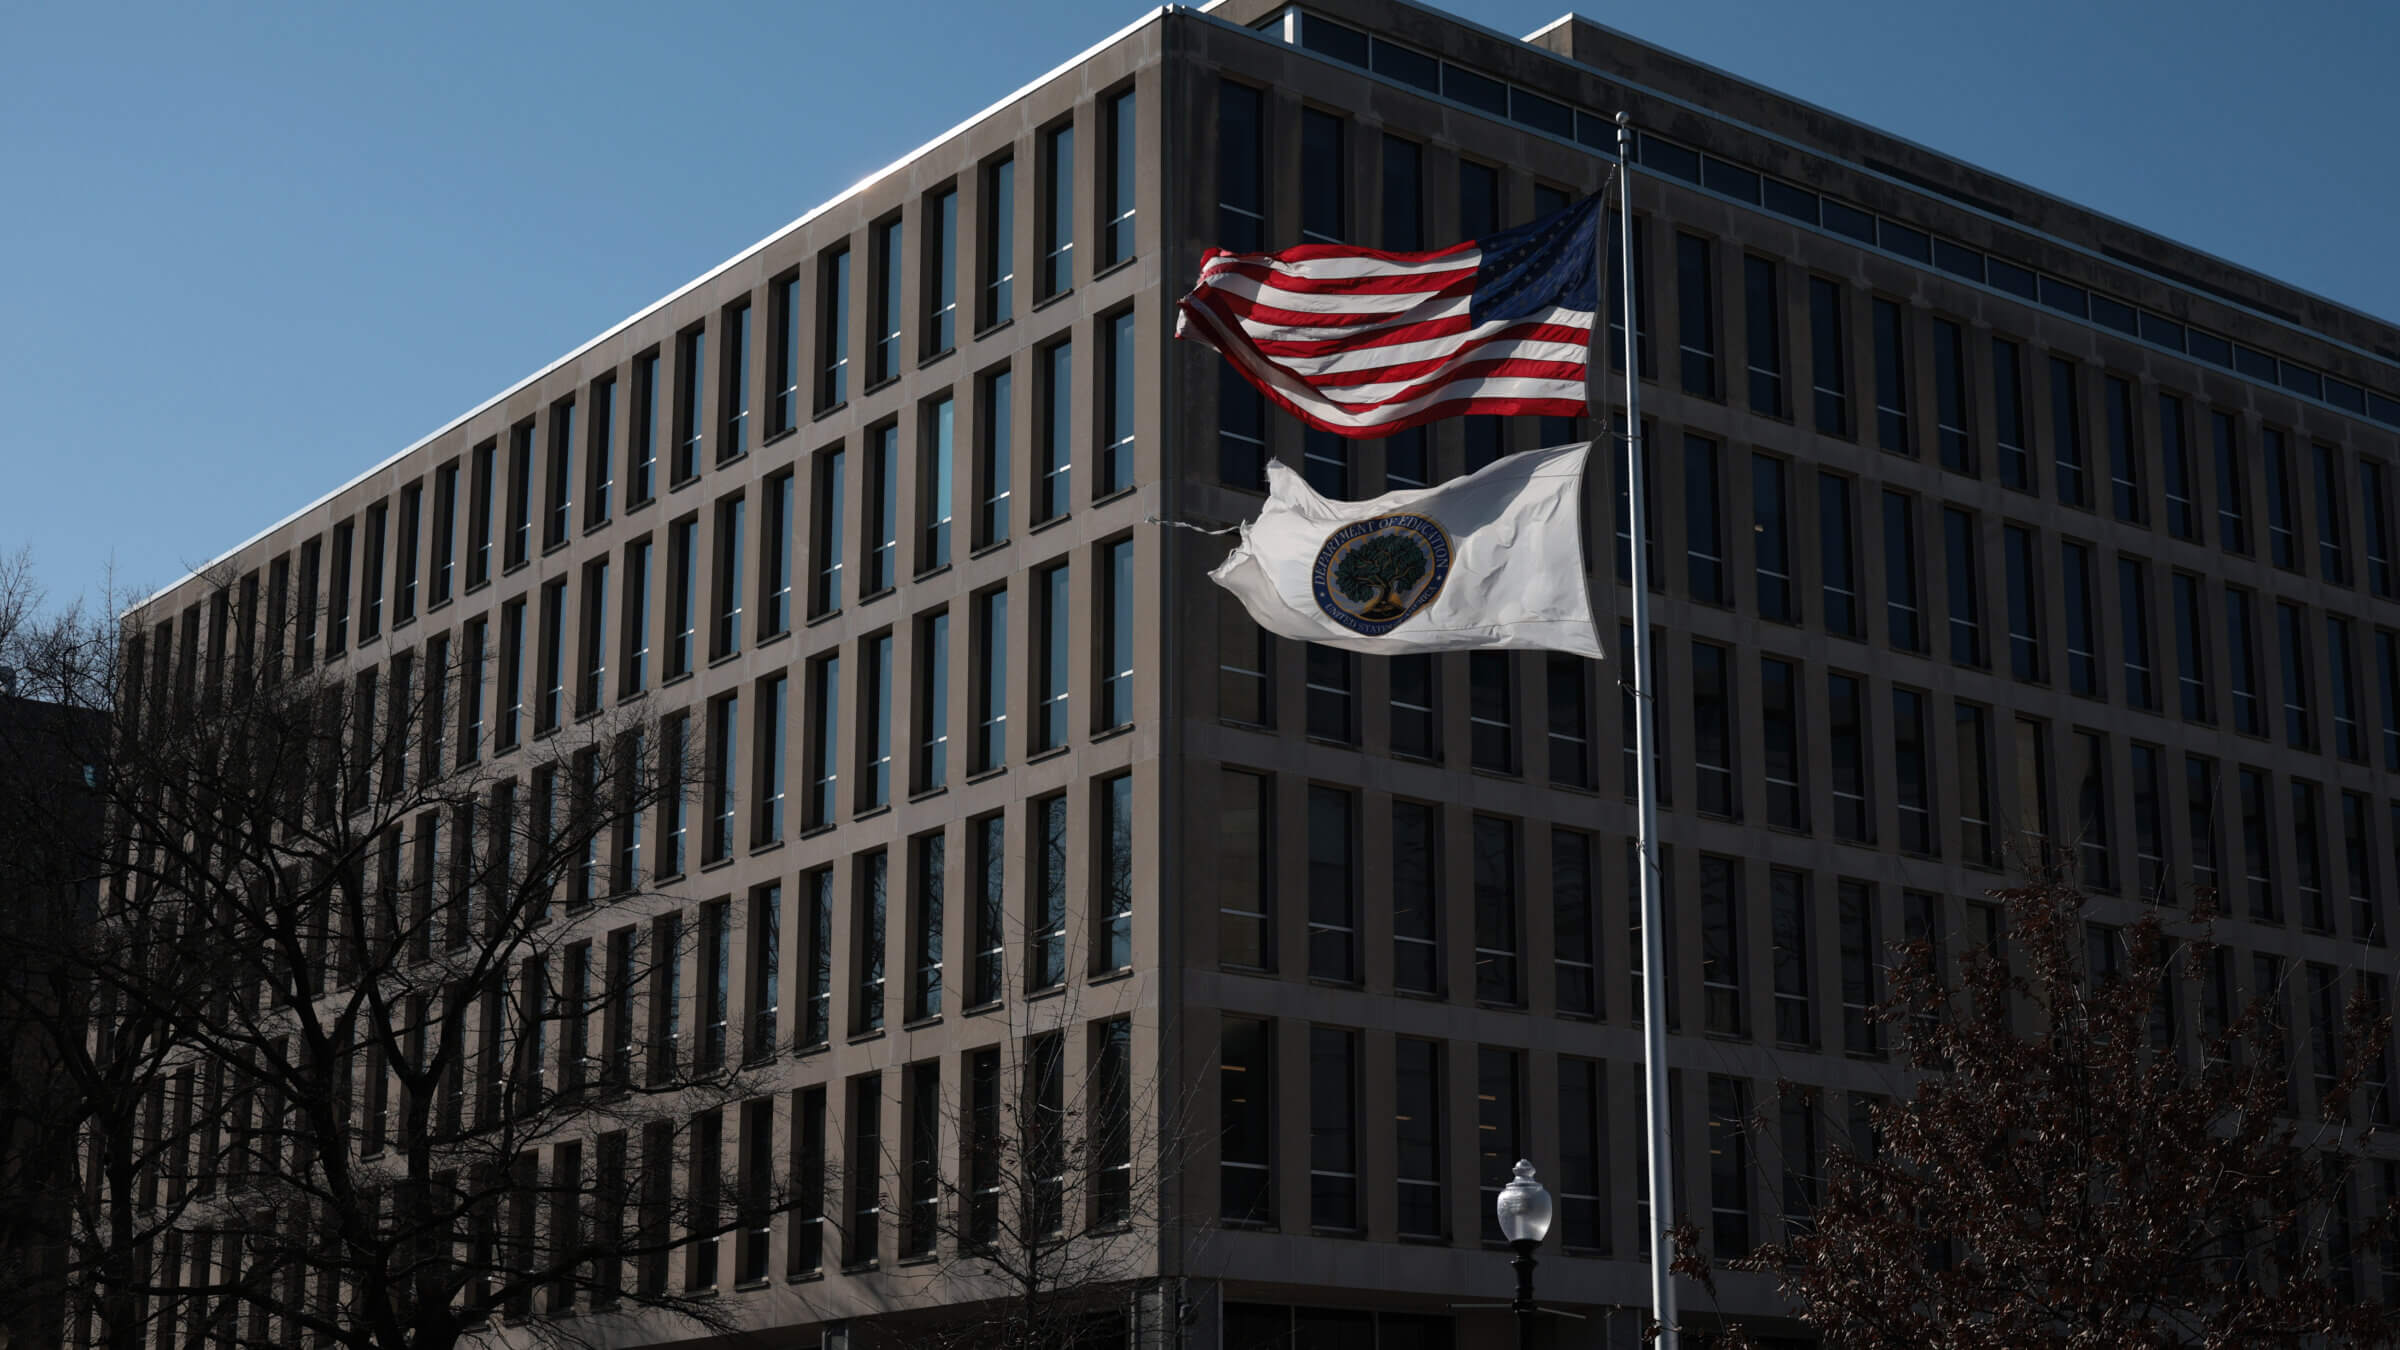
[{"left": 1311, "top": 513, "right": 1454, "bottom": 637}]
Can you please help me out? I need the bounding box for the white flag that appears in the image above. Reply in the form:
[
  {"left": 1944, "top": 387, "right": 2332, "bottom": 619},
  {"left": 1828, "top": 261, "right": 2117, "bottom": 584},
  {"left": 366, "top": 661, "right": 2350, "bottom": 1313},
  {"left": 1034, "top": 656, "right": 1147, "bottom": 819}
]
[{"left": 1210, "top": 441, "right": 1604, "bottom": 658}]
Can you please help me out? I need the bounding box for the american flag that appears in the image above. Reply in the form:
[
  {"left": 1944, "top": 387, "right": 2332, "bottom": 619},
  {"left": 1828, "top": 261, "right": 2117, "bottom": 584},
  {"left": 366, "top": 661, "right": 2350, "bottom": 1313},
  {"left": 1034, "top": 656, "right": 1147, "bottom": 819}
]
[{"left": 1175, "top": 191, "right": 1603, "bottom": 437}]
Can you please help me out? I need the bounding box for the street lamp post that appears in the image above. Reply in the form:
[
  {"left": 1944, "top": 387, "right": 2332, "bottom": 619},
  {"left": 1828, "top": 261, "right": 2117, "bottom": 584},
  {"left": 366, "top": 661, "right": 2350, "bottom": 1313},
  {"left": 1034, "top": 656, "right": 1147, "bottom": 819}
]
[{"left": 1494, "top": 1159, "right": 1554, "bottom": 1350}]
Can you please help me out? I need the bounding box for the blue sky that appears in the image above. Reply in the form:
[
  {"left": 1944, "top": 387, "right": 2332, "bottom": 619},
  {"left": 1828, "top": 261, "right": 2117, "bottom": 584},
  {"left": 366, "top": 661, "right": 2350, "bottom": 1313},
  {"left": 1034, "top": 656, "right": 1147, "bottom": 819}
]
[{"left": 5, "top": 0, "right": 2393, "bottom": 608}]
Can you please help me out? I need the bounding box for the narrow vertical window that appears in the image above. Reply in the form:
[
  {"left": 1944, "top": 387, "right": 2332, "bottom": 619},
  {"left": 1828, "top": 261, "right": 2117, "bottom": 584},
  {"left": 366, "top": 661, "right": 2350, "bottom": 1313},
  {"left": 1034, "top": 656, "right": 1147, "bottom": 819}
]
[
  {"left": 1839, "top": 880, "right": 1880, "bottom": 1054},
  {"left": 870, "top": 218, "right": 903, "bottom": 386},
  {"left": 497, "top": 597, "right": 524, "bottom": 750},
  {"left": 2174, "top": 572, "right": 2209, "bottom": 722},
  {"left": 2380, "top": 630, "right": 2400, "bottom": 771},
  {"left": 1893, "top": 688, "right": 1934, "bottom": 855},
  {"left": 2265, "top": 428, "right": 2298, "bottom": 570},
  {"left": 1701, "top": 855, "right": 1746, "bottom": 1035},
  {"left": 1882, "top": 490, "right": 1921, "bottom": 651},
  {"left": 1102, "top": 310, "right": 1135, "bottom": 496},
  {"left": 772, "top": 275, "right": 802, "bottom": 437},
  {"left": 861, "top": 632, "right": 892, "bottom": 811},
  {"left": 2062, "top": 541, "right": 2101, "bottom": 697},
  {"left": 1392, "top": 799, "right": 1440, "bottom": 994},
  {"left": 395, "top": 480, "right": 422, "bottom": 623},
  {"left": 1808, "top": 277, "right": 1848, "bottom": 436},
  {"left": 1219, "top": 771, "right": 1272, "bottom": 972},
  {"left": 761, "top": 470, "right": 793, "bottom": 639},
  {"left": 2105, "top": 376, "right": 2142, "bottom": 524},
  {"left": 2315, "top": 442, "right": 2349, "bottom": 584},
  {"left": 2050, "top": 357, "right": 2086, "bottom": 507},
  {"left": 1693, "top": 641, "right": 1736, "bottom": 817},
  {"left": 2132, "top": 744, "right": 2166, "bottom": 899},
  {"left": 360, "top": 501, "right": 387, "bottom": 640},
  {"left": 1031, "top": 795, "right": 1066, "bottom": 989},
  {"left": 1993, "top": 338, "right": 2029, "bottom": 489},
  {"left": 1306, "top": 786, "right": 1357, "bottom": 983},
  {"left": 1469, "top": 650, "right": 1515, "bottom": 772},
  {"left": 2279, "top": 601, "right": 2314, "bottom": 750},
  {"left": 2211, "top": 410, "right": 2247, "bottom": 552},
  {"left": 917, "top": 609, "right": 949, "bottom": 792},
  {"left": 1554, "top": 828, "right": 1596, "bottom": 1016},
  {"left": 909, "top": 831, "right": 944, "bottom": 1020},
  {"left": 2294, "top": 783, "right": 2330, "bottom": 932},
  {"left": 1041, "top": 121, "right": 1075, "bottom": 295},
  {"left": 818, "top": 247, "right": 850, "bottom": 412},
  {"left": 674, "top": 328, "right": 706, "bottom": 481},
  {"left": 1933, "top": 318, "right": 1970, "bottom": 472},
  {"left": 1387, "top": 654, "right": 1435, "bottom": 759},
  {"left": 1709, "top": 1076, "right": 1754, "bottom": 1258},
  {"left": 1103, "top": 88, "right": 1136, "bottom": 267},
  {"left": 2075, "top": 729, "right": 2114, "bottom": 891},
  {"left": 630, "top": 352, "right": 658, "bottom": 505},
  {"left": 1037, "top": 340, "right": 1072, "bottom": 523},
  {"left": 2227, "top": 587, "right": 2262, "bottom": 735},
  {"left": 1677, "top": 232, "right": 1717, "bottom": 396},
  {"left": 621, "top": 538, "right": 650, "bottom": 697},
  {"left": 1685, "top": 434, "right": 1725, "bottom": 603},
  {"left": 712, "top": 494, "right": 746, "bottom": 659},
  {"left": 846, "top": 1075, "right": 880, "bottom": 1266},
  {"left": 1300, "top": 108, "right": 1345, "bottom": 243},
  {"left": 1218, "top": 1018, "right": 1274, "bottom": 1225},
  {"left": 705, "top": 693, "right": 739, "bottom": 864},
  {"left": 756, "top": 673, "right": 787, "bottom": 845},
  {"left": 812, "top": 446, "right": 846, "bottom": 616},
  {"left": 922, "top": 396, "right": 954, "bottom": 572},
  {"left": 806, "top": 652, "right": 840, "bottom": 829},
  {"left": 2240, "top": 767, "right": 2277, "bottom": 921},
  {"left": 974, "top": 588, "right": 1007, "bottom": 771},
  {"left": 1395, "top": 1038, "right": 1444, "bottom": 1238},
  {"left": 1871, "top": 298, "right": 1909, "bottom": 454},
  {"left": 721, "top": 301, "right": 749, "bottom": 461},
  {"left": 1752, "top": 453, "right": 1793, "bottom": 622},
  {"left": 667, "top": 516, "right": 697, "bottom": 679},
  {"left": 578, "top": 556, "right": 610, "bottom": 714},
  {"left": 2364, "top": 459, "right": 2395, "bottom": 597},
  {"left": 1100, "top": 773, "right": 1133, "bottom": 970},
  {"left": 971, "top": 816, "right": 1005, "bottom": 1004},
  {"left": 927, "top": 187, "right": 958, "bottom": 356},
  {"left": 1034, "top": 563, "right": 1070, "bottom": 752},
  {"left": 466, "top": 442, "right": 495, "bottom": 589},
  {"left": 1820, "top": 472, "right": 1858, "bottom": 636},
  {"left": 979, "top": 367, "right": 1013, "bottom": 545},
  {"left": 1305, "top": 643, "right": 1355, "bottom": 743},
  {"left": 1220, "top": 91, "right": 1266, "bottom": 249},
  {"left": 748, "top": 885, "right": 780, "bottom": 1061},
  {"left": 2344, "top": 791, "right": 2381, "bottom": 943},
  {"left": 1761, "top": 657, "right": 1805, "bottom": 830},
  {"left": 2119, "top": 558, "right": 2155, "bottom": 711},
  {"left": 2160, "top": 394, "right": 2195, "bottom": 540},
  {"left": 505, "top": 424, "right": 533, "bottom": 570},
  {"left": 1475, "top": 1048, "right": 1524, "bottom": 1241},
  {"left": 1944, "top": 507, "right": 1983, "bottom": 666},
  {"left": 2005, "top": 524, "right": 2043, "bottom": 681},
  {"left": 1381, "top": 135, "right": 1422, "bottom": 250},
  {"left": 865, "top": 423, "right": 898, "bottom": 595},
  {"left": 2187, "top": 755, "right": 2220, "bottom": 899},
  {"left": 1308, "top": 1026, "right": 1358, "bottom": 1232},
  {"left": 1546, "top": 655, "right": 1592, "bottom": 788},
  {"left": 1829, "top": 672, "right": 1871, "bottom": 843},
  {"left": 1744, "top": 255, "right": 1782, "bottom": 415},
  {"left": 854, "top": 851, "right": 887, "bottom": 1034},
  {"left": 1472, "top": 815, "right": 1521, "bottom": 1005},
  {"left": 1102, "top": 537, "right": 1134, "bottom": 729},
  {"left": 1771, "top": 869, "right": 1813, "bottom": 1044},
  {"left": 1092, "top": 1018, "right": 1132, "bottom": 1224},
  {"left": 658, "top": 714, "right": 688, "bottom": 878},
  {"left": 983, "top": 154, "right": 1015, "bottom": 327}
]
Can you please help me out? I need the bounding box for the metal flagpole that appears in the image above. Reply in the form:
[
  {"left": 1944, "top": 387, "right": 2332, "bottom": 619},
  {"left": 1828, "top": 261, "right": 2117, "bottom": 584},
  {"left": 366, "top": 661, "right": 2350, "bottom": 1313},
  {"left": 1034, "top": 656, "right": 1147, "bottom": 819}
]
[{"left": 1614, "top": 108, "right": 1680, "bottom": 1350}]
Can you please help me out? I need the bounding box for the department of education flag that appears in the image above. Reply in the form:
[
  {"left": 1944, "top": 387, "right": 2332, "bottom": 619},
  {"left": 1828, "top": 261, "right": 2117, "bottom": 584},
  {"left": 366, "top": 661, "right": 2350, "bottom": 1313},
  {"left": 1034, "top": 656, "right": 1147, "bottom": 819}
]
[
  {"left": 1176, "top": 193, "right": 1601, "bottom": 436},
  {"left": 1211, "top": 441, "right": 1603, "bottom": 657}
]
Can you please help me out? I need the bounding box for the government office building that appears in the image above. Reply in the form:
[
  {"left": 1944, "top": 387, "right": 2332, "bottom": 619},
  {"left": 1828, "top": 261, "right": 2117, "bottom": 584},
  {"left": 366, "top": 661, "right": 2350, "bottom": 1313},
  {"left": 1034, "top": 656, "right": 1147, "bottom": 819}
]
[{"left": 122, "top": 0, "right": 2400, "bottom": 1345}]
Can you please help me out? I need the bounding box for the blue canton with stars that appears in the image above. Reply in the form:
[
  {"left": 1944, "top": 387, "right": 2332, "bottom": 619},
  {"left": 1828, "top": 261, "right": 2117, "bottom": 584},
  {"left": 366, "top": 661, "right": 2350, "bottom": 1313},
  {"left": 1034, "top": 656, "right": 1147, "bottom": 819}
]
[{"left": 1465, "top": 192, "right": 1602, "bottom": 326}]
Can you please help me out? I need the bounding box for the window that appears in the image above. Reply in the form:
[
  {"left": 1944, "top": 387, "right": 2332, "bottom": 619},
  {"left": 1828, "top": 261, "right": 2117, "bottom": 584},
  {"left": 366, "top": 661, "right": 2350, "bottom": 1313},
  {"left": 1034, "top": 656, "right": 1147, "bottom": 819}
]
[
  {"left": 1839, "top": 880, "right": 1880, "bottom": 1055},
  {"left": 575, "top": 559, "right": 610, "bottom": 718},
  {"left": 1957, "top": 701, "right": 1996, "bottom": 867},
  {"left": 1744, "top": 255, "right": 1783, "bottom": 415},
  {"left": 1932, "top": 318, "right": 1970, "bottom": 471},
  {"left": 1219, "top": 1018, "right": 1273, "bottom": 1224},
  {"left": 2278, "top": 602, "right": 2314, "bottom": 750},
  {"left": 864, "top": 424, "right": 897, "bottom": 596},
  {"left": 1065, "top": 537, "right": 1122, "bottom": 734},
  {"left": 395, "top": 480, "right": 422, "bottom": 623},
  {"left": 910, "top": 832, "right": 944, "bottom": 1020},
  {"left": 2345, "top": 791, "right": 2381, "bottom": 943},
  {"left": 1036, "top": 340, "right": 1071, "bottom": 523},
  {"left": 1101, "top": 309, "right": 1135, "bottom": 496},
  {"left": 1829, "top": 672, "right": 1871, "bottom": 843},
  {"left": 1894, "top": 688, "right": 1935, "bottom": 855},
  {"left": 1553, "top": 1059, "right": 1606, "bottom": 1252},
  {"left": 915, "top": 609, "right": 950, "bottom": 793},
  {"left": 861, "top": 633, "right": 892, "bottom": 811},
  {"left": 1473, "top": 815, "right": 1521, "bottom": 1005},
  {"left": 1692, "top": 641, "right": 1736, "bottom": 817},
  {"left": 2240, "top": 766, "right": 2277, "bottom": 921},
  {"left": 1546, "top": 655, "right": 1591, "bottom": 788},
  {"left": 771, "top": 274, "right": 802, "bottom": 437},
  {"left": 1305, "top": 643, "right": 1355, "bottom": 743},
  {"left": 1686, "top": 434, "right": 1725, "bottom": 602},
  {"left": 1469, "top": 651, "right": 1515, "bottom": 772},
  {"left": 805, "top": 652, "right": 839, "bottom": 829},
  {"left": 2104, "top": 376, "right": 2142, "bottom": 524},
  {"left": 2158, "top": 395, "right": 2196, "bottom": 539},
  {"left": 2365, "top": 460, "right": 2394, "bottom": 597},
  {"left": 2186, "top": 755, "right": 2219, "bottom": 900},
  {"left": 718, "top": 301, "right": 750, "bottom": 461},
  {"left": 2172, "top": 573, "right": 2209, "bottom": 722},
  {"left": 1041, "top": 121, "right": 1074, "bottom": 293},
  {"left": 699, "top": 900, "right": 731, "bottom": 1070},
  {"left": 2004, "top": 524, "right": 2042, "bottom": 681},
  {"left": 2209, "top": 410, "right": 2247, "bottom": 552},
  {"left": 902, "top": 1061, "right": 941, "bottom": 1257},
  {"left": 2293, "top": 780, "right": 2330, "bottom": 932},
  {"left": 1218, "top": 601, "right": 1273, "bottom": 729},
  {"left": 2131, "top": 743, "right": 2166, "bottom": 899},
  {"left": 503, "top": 425, "right": 533, "bottom": 571},
  {"left": 1770, "top": 869, "right": 1814, "bottom": 1045},
  {"left": 969, "top": 815, "right": 1005, "bottom": 1005},
  {"left": 1883, "top": 491, "right": 1921, "bottom": 651},
  {"left": 1820, "top": 472, "right": 1858, "bottom": 636},
  {"left": 812, "top": 446, "right": 846, "bottom": 616},
  {"left": 1103, "top": 87, "right": 1136, "bottom": 266},
  {"left": 535, "top": 580, "right": 567, "bottom": 733},
  {"left": 704, "top": 693, "right": 739, "bottom": 864},
  {"left": 1030, "top": 794, "right": 1067, "bottom": 989},
  {"left": 1677, "top": 233, "right": 1717, "bottom": 396},
  {"left": 1944, "top": 507, "right": 1984, "bottom": 666},
  {"left": 2316, "top": 442, "right": 2349, "bottom": 584},
  {"left": 748, "top": 886, "right": 780, "bottom": 1061},
  {"left": 853, "top": 851, "right": 888, "bottom": 1034},
  {"left": 1220, "top": 770, "right": 1273, "bottom": 971},
  {"left": 983, "top": 154, "right": 1015, "bottom": 327},
  {"left": 846, "top": 1075, "right": 881, "bottom": 1266},
  {"left": 466, "top": 442, "right": 495, "bottom": 589},
  {"left": 2119, "top": 558, "right": 2155, "bottom": 711},
  {"left": 2062, "top": 541, "right": 2100, "bottom": 698},
  {"left": 1381, "top": 134, "right": 1421, "bottom": 249},
  {"left": 1809, "top": 277, "right": 1848, "bottom": 436},
  {"left": 1395, "top": 1038, "right": 1445, "bottom": 1238},
  {"left": 761, "top": 471, "right": 793, "bottom": 639},
  {"left": 2227, "top": 587, "right": 2262, "bottom": 736},
  {"left": 1701, "top": 854, "right": 1745, "bottom": 1035},
  {"left": 1028, "top": 562, "right": 1069, "bottom": 752},
  {"left": 360, "top": 502, "right": 386, "bottom": 640},
  {"left": 1023, "top": 1036, "right": 1068, "bottom": 1236},
  {"left": 1541, "top": 827, "right": 1597, "bottom": 1018},
  {"left": 712, "top": 493, "right": 746, "bottom": 659},
  {"left": 1299, "top": 107, "right": 1346, "bottom": 243},
  {"left": 1475, "top": 1046, "right": 1524, "bottom": 1242},
  {"left": 666, "top": 515, "right": 697, "bottom": 679},
  {"left": 870, "top": 219, "right": 903, "bottom": 385},
  {"left": 2331, "top": 616, "right": 2362, "bottom": 762},
  {"left": 1872, "top": 298, "right": 1909, "bottom": 454},
  {"left": 1753, "top": 453, "right": 1793, "bottom": 622},
  {"left": 2265, "top": 428, "right": 2298, "bottom": 570},
  {"left": 979, "top": 366, "right": 1013, "bottom": 544},
  {"left": 1993, "top": 338, "right": 2029, "bottom": 490},
  {"left": 2382, "top": 630, "right": 2400, "bottom": 772},
  {"left": 753, "top": 675, "right": 786, "bottom": 846},
  {"left": 1309, "top": 1027, "right": 1359, "bottom": 1231},
  {"left": 2075, "top": 729, "right": 2114, "bottom": 891},
  {"left": 973, "top": 588, "right": 1007, "bottom": 771},
  {"left": 925, "top": 186, "right": 958, "bottom": 357},
  {"left": 497, "top": 597, "right": 525, "bottom": 750},
  {"left": 629, "top": 353, "right": 658, "bottom": 506},
  {"left": 1092, "top": 1017, "right": 1132, "bottom": 1225},
  {"left": 1373, "top": 799, "right": 1440, "bottom": 998},
  {"left": 1709, "top": 1076, "right": 1753, "bottom": 1258},
  {"left": 1098, "top": 773, "right": 1133, "bottom": 971},
  {"left": 1751, "top": 656, "right": 1805, "bottom": 831},
  {"left": 2049, "top": 357, "right": 2088, "bottom": 507},
  {"left": 658, "top": 713, "right": 688, "bottom": 877},
  {"left": 818, "top": 247, "right": 850, "bottom": 411},
  {"left": 1306, "top": 786, "right": 1357, "bottom": 983},
  {"left": 674, "top": 328, "right": 706, "bottom": 481},
  {"left": 962, "top": 1048, "right": 999, "bottom": 1245}
]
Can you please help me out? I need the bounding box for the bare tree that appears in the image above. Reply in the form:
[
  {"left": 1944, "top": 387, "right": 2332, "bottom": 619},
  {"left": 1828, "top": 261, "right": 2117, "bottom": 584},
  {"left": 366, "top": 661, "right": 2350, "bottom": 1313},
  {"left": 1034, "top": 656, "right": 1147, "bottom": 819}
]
[
  {"left": 0, "top": 559, "right": 797, "bottom": 1350},
  {"left": 1677, "top": 863, "right": 2400, "bottom": 1348}
]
